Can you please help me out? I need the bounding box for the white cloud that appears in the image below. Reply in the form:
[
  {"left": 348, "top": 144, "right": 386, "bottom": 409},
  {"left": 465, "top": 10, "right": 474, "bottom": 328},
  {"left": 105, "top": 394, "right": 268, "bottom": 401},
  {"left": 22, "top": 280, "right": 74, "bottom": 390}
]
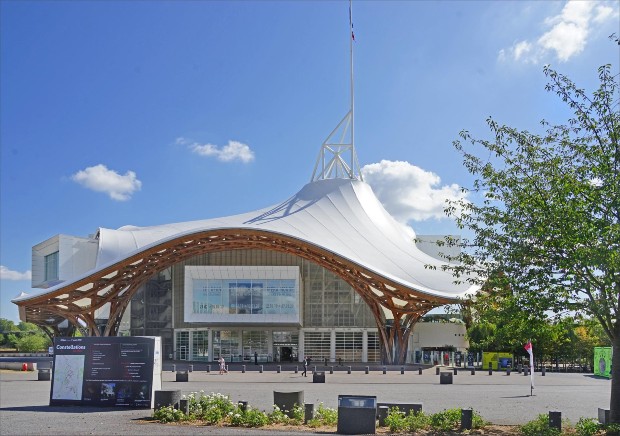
[
  {"left": 499, "top": 0, "right": 618, "bottom": 63},
  {"left": 177, "top": 137, "right": 255, "bottom": 163},
  {"left": 0, "top": 266, "right": 31, "bottom": 281},
  {"left": 361, "top": 160, "right": 468, "bottom": 222},
  {"left": 71, "top": 164, "right": 142, "bottom": 201}
]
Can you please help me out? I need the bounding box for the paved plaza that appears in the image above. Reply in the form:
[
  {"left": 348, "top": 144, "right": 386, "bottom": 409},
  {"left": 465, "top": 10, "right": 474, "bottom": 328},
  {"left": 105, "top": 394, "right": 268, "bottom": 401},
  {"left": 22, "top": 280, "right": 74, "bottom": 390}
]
[{"left": 0, "top": 366, "right": 611, "bottom": 435}]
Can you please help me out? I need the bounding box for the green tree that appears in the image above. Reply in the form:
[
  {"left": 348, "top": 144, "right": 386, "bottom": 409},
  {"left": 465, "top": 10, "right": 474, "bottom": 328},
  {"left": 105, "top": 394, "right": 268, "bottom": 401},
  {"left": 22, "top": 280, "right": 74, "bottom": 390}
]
[
  {"left": 446, "top": 63, "right": 620, "bottom": 421},
  {"left": 14, "top": 334, "right": 49, "bottom": 352}
]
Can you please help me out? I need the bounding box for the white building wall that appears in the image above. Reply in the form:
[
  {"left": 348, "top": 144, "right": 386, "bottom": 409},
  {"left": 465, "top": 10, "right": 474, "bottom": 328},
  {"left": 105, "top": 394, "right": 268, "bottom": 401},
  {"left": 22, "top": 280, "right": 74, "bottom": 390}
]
[{"left": 32, "top": 234, "right": 98, "bottom": 288}]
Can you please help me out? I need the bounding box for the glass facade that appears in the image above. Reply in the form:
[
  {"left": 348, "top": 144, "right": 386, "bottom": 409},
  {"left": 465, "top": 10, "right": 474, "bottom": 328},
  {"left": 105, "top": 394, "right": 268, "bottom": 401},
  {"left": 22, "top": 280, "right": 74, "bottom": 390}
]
[{"left": 191, "top": 330, "right": 209, "bottom": 361}]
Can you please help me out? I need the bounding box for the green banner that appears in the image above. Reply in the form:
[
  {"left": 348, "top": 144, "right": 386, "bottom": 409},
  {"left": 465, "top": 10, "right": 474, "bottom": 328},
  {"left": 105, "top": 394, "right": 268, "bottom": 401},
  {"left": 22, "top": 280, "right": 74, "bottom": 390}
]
[
  {"left": 593, "top": 347, "right": 612, "bottom": 378},
  {"left": 482, "top": 352, "right": 513, "bottom": 370}
]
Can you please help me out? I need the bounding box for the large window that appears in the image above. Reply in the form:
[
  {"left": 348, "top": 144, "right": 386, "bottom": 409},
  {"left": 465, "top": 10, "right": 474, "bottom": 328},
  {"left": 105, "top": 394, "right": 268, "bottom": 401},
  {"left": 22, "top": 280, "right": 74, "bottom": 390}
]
[
  {"left": 176, "top": 331, "right": 189, "bottom": 361},
  {"left": 212, "top": 330, "right": 241, "bottom": 362},
  {"left": 303, "top": 332, "right": 331, "bottom": 361},
  {"left": 191, "top": 331, "right": 209, "bottom": 361},
  {"left": 336, "top": 332, "right": 363, "bottom": 362},
  {"left": 44, "top": 251, "right": 59, "bottom": 281},
  {"left": 185, "top": 266, "right": 300, "bottom": 324}
]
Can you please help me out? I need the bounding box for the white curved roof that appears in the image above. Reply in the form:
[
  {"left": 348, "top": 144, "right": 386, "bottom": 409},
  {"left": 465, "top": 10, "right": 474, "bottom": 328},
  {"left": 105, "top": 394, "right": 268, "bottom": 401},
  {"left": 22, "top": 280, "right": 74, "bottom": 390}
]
[{"left": 88, "top": 178, "right": 475, "bottom": 300}]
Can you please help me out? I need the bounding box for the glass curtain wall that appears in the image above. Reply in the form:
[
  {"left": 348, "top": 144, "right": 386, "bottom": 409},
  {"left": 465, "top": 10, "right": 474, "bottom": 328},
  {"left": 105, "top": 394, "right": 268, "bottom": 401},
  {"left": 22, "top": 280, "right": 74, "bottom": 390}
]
[
  {"left": 212, "top": 330, "right": 241, "bottom": 362},
  {"left": 241, "top": 331, "right": 268, "bottom": 362},
  {"left": 191, "top": 330, "right": 209, "bottom": 361},
  {"left": 335, "top": 331, "right": 363, "bottom": 361}
]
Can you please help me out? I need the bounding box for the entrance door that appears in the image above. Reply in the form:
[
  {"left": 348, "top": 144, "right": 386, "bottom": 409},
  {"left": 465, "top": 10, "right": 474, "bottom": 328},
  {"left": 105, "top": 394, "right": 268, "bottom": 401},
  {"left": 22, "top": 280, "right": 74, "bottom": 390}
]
[
  {"left": 280, "top": 347, "right": 292, "bottom": 362},
  {"left": 178, "top": 345, "right": 188, "bottom": 361}
]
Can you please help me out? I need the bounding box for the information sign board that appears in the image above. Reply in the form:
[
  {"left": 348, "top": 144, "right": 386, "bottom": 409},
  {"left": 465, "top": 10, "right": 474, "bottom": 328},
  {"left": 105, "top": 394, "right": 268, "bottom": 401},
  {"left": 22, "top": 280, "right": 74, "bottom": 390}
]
[
  {"left": 50, "top": 336, "right": 161, "bottom": 408},
  {"left": 594, "top": 347, "right": 612, "bottom": 379}
]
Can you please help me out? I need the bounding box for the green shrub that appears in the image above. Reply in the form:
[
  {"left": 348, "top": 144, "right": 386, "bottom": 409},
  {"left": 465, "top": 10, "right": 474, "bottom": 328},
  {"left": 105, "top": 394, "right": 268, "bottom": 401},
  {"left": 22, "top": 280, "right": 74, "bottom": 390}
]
[
  {"left": 241, "top": 407, "right": 269, "bottom": 427},
  {"left": 519, "top": 414, "right": 561, "bottom": 436},
  {"left": 314, "top": 403, "right": 337, "bottom": 426},
  {"left": 153, "top": 405, "right": 185, "bottom": 423},
  {"left": 575, "top": 417, "right": 601, "bottom": 436},
  {"left": 405, "top": 410, "right": 430, "bottom": 432},
  {"left": 268, "top": 405, "right": 290, "bottom": 424},
  {"left": 429, "top": 408, "right": 461, "bottom": 432},
  {"left": 384, "top": 407, "right": 406, "bottom": 432}
]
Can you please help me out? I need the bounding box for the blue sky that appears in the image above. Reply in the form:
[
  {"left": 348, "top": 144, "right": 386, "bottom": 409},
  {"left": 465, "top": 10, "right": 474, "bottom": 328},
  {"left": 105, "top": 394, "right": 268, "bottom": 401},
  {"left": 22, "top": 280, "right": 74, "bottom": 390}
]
[{"left": 1, "top": 0, "right": 618, "bottom": 322}]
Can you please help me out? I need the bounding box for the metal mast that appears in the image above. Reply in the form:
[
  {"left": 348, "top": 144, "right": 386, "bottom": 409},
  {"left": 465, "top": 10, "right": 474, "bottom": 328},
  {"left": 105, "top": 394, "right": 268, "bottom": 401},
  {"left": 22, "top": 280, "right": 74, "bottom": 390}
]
[{"left": 311, "top": 0, "right": 363, "bottom": 182}]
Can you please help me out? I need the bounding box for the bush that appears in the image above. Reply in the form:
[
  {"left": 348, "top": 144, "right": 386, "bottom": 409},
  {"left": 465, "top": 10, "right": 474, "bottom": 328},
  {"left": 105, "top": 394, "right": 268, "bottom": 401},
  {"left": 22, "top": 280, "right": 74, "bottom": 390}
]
[
  {"left": 14, "top": 334, "right": 49, "bottom": 352},
  {"left": 406, "top": 410, "right": 430, "bottom": 432},
  {"left": 429, "top": 408, "right": 461, "bottom": 432},
  {"left": 153, "top": 405, "right": 185, "bottom": 423},
  {"left": 575, "top": 417, "right": 601, "bottom": 436},
  {"left": 307, "top": 403, "right": 338, "bottom": 427},
  {"left": 240, "top": 407, "right": 269, "bottom": 427},
  {"left": 384, "top": 407, "right": 406, "bottom": 432},
  {"left": 519, "top": 414, "right": 561, "bottom": 436}
]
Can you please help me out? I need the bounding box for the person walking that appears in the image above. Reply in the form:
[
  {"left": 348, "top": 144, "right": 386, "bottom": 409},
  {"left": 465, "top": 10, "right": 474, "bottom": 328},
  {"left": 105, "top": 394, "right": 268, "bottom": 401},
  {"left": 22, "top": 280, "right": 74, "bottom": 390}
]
[
  {"left": 302, "top": 356, "right": 308, "bottom": 377},
  {"left": 219, "top": 356, "right": 227, "bottom": 375}
]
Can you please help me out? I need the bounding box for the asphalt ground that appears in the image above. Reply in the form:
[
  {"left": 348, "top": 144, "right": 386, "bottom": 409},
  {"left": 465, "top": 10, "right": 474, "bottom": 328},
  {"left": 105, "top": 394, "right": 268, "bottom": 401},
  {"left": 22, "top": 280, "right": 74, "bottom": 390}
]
[{"left": 0, "top": 366, "right": 611, "bottom": 435}]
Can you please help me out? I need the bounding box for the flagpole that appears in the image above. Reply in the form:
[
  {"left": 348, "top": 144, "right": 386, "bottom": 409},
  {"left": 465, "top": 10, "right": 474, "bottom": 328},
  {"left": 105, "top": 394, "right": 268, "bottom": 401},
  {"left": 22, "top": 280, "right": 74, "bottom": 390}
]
[{"left": 349, "top": 0, "right": 355, "bottom": 170}]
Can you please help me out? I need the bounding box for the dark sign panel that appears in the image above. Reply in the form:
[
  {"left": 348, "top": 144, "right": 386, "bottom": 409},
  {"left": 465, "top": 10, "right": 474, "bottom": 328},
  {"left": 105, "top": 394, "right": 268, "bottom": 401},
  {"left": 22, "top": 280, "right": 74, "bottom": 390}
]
[{"left": 50, "top": 336, "right": 161, "bottom": 408}]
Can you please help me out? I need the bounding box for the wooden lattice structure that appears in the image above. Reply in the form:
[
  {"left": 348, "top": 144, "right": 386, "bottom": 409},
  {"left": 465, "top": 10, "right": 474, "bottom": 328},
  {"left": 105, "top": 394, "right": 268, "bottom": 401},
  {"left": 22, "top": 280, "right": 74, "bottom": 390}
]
[{"left": 15, "top": 228, "right": 456, "bottom": 364}]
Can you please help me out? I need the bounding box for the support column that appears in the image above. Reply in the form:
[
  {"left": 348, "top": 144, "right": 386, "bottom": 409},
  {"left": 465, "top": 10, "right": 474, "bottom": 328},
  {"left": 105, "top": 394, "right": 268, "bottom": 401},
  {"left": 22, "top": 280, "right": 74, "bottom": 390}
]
[
  {"left": 207, "top": 329, "right": 213, "bottom": 363},
  {"left": 299, "top": 330, "right": 305, "bottom": 362},
  {"left": 330, "top": 330, "right": 336, "bottom": 363},
  {"left": 362, "top": 330, "right": 368, "bottom": 363}
]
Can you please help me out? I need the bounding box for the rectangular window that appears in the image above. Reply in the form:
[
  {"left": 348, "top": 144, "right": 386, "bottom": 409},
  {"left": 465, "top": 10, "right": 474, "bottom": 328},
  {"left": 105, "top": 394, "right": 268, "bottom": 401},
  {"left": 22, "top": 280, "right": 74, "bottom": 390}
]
[{"left": 44, "top": 251, "right": 59, "bottom": 281}]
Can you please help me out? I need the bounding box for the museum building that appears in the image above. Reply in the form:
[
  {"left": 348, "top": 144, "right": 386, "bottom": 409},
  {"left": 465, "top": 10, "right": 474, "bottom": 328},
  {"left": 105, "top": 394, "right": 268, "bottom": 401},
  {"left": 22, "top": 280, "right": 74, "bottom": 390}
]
[{"left": 12, "top": 15, "right": 477, "bottom": 363}]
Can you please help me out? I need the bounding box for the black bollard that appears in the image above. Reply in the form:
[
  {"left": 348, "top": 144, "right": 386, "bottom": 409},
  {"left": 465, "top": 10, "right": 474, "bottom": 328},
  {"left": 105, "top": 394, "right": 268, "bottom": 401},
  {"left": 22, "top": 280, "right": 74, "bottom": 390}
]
[
  {"left": 207, "top": 365, "right": 211, "bottom": 373},
  {"left": 295, "top": 366, "right": 298, "bottom": 374},
  {"left": 549, "top": 411, "right": 561, "bottom": 431},
  {"left": 461, "top": 409, "right": 473, "bottom": 430},
  {"left": 507, "top": 366, "right": 511, "bottom": 376},
  {"left": 365, "top": 366, "right": 369, "bottom": 374},
  {"left": 401, "top": 366, "right": 405, "bottom": 375},
  {"left": 419, "top": 368, "right": 422, "bottom": 375},
  {"left": 453, "top": 367, "right": 458, "bottom": 375},
  {"left": 470, "top": 368, "right": 475, "bottom": 375},
  {"left": 277, "top": 365, "right": 281, "bottom": 373},
  {"left": 330, "top": 366, "right": 334, "bottom": 374},
  {"left": 542, "top": 367, "right": 546, "bottom": 376},
  {"left": 171, "top": 364, "right": 176, "bottom": 372},
  {"left": 238, "top": 401, "right": 248, "bottom": 412},
  {"left": 383, "top": 366, "right": 387, "bottom": 374},
  {"left": 348, "top": 366, "right": 352, "bottom": 374},
  {"left": 188, "top": 364, "right": 193, "bottom": 373},
  {"left": 260, "top": 365, "right": 263, "bottom": 373},
  {"left": 242, "top": 365, "right": 246, "bottom": 373},
  {"left": 436, "top": 367, "right": 440, "bottom": 375}
]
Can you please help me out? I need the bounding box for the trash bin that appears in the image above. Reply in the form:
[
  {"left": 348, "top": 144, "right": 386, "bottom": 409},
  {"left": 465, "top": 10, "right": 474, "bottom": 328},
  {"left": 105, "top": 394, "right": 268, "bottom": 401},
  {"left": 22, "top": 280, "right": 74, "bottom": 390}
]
[
  {"left": 337, "top": 395, "right": 377, "bottom": 435},
  {"left": 313, "top": 371, "right": 325, "bottom": 383}
]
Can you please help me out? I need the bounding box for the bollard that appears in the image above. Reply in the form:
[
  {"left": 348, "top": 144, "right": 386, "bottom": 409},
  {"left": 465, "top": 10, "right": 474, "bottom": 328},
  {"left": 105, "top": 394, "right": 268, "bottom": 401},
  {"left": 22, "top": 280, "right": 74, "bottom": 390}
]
[
  {"left": 324, "top": 357, "right": 328, "bottom": 366},
  {"left": 436, "top": 367, "right": 440, "bottom": 375},
  {"left": 517, "top": 364, "right": 522, "bottom": 373},
  {"left": 347, "top": 366, "right": 351, "bottom": 374},
  {"left": 419, "top": 368, "right": 422, "bottom": 375},
  {"left": 378, "top": 406, "right": 389, "bottom": 427},
  {"left": 365, "top": 366, "right": 369, "bottom": 374},
  {"left": 383, "top": 366, "right": 387, "bottom": 374},
  {"left": 260, "top": 365, "right": 263, "bottom": 373},
  {"left": 171, "top": 364, "right": 176, "bottom": 372},
  {"left": 453, "top": 367, "right": 457, "bottom": 375},
  {"left": 523, "top": 367, "right": 528, "bottom": 376},
  {"left": 470, "top": 368, "right": 475, "bottom": 375},
  {"left": 277, "top": 365, "right": 281, "bottom": 373},
  {"left": 461, "top": 409, "right": 473, "bottom": 430},
  {"left": 238, "top": 401, "right": 248, "bottom": 412},
  {"left": 179, "top": 398, "right": 189, "bottom": 414},
  {"left": 330, "top": 366, "right": 334, "bottom": 374},
  {"left": 338, "top": 358, "right": 342, "bottom": 366},
  {"left": 401, "top": 366, "right": 405, "bottom": 375},
  {"left": 295, "top": 366, "right": 298, "bottom": 374},
  {"left": 489, "top": 367, "right": 492, "bottom": 375},
  {"left": 304, "top": 403, "right": 315, "bottom": 424},
  {"left": 188, "top": 364, "right": 193, "bottom": 373},
  {"left": 242, "top": 365, "right": 246, "bottom": 373},
  {"left": 549, "top": 411, "right": 561, "bottom": 431},
  {"left": 507, "top": 367, "right": 511, "bottom": 376},
  {"left": 542, "top": 367, "right": 546, "bottom": 376},
  {"left": 207, "top": 365, "right": 211, "bottom": 373}
]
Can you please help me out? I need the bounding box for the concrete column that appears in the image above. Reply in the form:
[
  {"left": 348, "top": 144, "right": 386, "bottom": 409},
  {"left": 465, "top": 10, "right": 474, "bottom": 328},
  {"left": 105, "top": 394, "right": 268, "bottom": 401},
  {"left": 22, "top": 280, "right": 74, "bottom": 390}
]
[
  {"left": 207, "top": 329, "right": 213, "bottom": 363},
  {"left": 299, "top": 330, "right": 305, "bottom": 361},
  {"left": 330, "top": 330, "right": 336, "bottom": 363},
  {"left": 362, "top": 330, "right": 368, "bottom": 363},
  {"left": 267, "top": 330, "right": 273, "bottom": 362}
]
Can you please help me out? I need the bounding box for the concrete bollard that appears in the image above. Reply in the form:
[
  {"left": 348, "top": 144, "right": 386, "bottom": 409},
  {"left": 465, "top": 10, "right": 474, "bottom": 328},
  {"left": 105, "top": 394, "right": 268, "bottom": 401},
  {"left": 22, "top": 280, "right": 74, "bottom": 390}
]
[
  {"left": 542, "top": 367, "right": 546, "bottom": 376},
  {"left": 242, "top": 365, "right": 246, "bottom": 373},
  {"left": 277, "top": 365, "right": 281, "bottom": 373},
  {"left": 188, "top": 364, "right": 193, "bottom": 373},
  {"left": 549, "top": 411, "right": 561, "bottom": 431},
  {"left": 304, "top": 403, "right": 315, "bottom": 424},
  {"left": 517, "top": 364, "right": 522, "bottom": 373},
  {"left": 453, "top": 367, "right": 458, "bottom": 375},
  {"left": 470, "top": 368, "right": 475, "bottom": 375},
  {"left": 507, "top": 367, "right": 511, "bottom": 376},
  {"left": 347, "top": 366, "right": 352, "bottom": 374},
  {"left": 436, "top": 367, "right": 440, "bottom": 375},
  {"left": 330, "top": 366, "right": 334, "bottom": 374},
  {"left": 171, "top": 364, "right": 176, "bottom": 372},
  {"left": 295, "top": 366, "right": 298, "bottom": 374},
  {"left": 401, "top": 366, "right": 405, "bottom": 375},
  {"left": 383, "top": 366, "right": 387, "bottom": 374},
  {"left": 260, "top": 365, "right": 263, "bottom": 373},
  {"left": 207, "top": 365, "right": 211, "bottom": 373},
  {"left": 461, "top": 408, "right": 473, "bottom": 430},
  {"left": 419, "top": 368, "right": 422, "bottom": 375},
  {"left": 365, "top": 366, "right": 369, "bottom": 374}
]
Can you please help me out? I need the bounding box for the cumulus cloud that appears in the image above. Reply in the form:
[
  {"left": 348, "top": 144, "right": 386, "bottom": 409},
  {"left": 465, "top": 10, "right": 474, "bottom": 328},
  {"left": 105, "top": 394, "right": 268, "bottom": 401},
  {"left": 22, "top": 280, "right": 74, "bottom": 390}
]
[
  {"left": 71, "top": 164, "right": 142, "bottom": 201},
  {"left": 1, "top": 266, "right": 31, "bottom": 281},
  {"left": 361, "top": 160, "right": 468, "bottom": 222},
  {"left": 499, "top": 0, "right": 618, "bottom": 63},
  {"left": 177, "top": 137, "right": 255, "bottom": 163}
]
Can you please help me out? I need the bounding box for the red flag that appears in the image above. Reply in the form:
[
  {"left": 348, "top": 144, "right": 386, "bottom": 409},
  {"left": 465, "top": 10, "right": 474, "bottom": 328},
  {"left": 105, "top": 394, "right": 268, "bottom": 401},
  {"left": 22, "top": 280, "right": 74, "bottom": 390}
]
[{"left": 524, "top": 341, "right": 532, "bottom": 355}]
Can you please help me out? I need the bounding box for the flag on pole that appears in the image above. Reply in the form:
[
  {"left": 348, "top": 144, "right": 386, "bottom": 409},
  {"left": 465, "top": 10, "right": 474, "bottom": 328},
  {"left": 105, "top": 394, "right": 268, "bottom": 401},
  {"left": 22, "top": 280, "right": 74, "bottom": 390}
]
[
  {"left": 349, "top": 1, "right": 355, "bottom": 41},
  {"left": 524, "top": 341, "right": 535, "bottom": 394}
]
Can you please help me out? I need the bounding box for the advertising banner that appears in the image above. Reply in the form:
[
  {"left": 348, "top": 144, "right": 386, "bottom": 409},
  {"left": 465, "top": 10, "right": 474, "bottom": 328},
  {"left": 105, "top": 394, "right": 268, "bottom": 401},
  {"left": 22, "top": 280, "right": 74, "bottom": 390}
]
[
  {"left": 482, "top": 351, "right": 513, "bottom": 370},
  {"left": 594, "top": 347, "right": 612, "bottom": 379},
  {"left": 50, "top": 336, "right": 161, "bottom": 408}
]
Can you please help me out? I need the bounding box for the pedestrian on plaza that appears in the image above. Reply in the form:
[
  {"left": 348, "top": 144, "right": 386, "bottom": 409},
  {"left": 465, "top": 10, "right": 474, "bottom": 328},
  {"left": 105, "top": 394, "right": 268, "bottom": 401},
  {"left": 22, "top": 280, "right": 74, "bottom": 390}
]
[
  {"left": 302, "top": 356, "right": 308, "bottom": 377},
  {"left": 254, "top": 351, "right": 258, "bottom": 365},
  {"left": 219, "top": 356, "right": 227, "bottom": 374}
]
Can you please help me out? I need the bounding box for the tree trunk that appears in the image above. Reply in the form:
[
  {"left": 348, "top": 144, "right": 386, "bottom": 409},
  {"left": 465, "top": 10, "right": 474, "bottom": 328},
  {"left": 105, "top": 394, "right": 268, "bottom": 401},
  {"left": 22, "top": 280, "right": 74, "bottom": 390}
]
[{"left": 610, "top": 337, "right": 620, "bottom": 423}]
